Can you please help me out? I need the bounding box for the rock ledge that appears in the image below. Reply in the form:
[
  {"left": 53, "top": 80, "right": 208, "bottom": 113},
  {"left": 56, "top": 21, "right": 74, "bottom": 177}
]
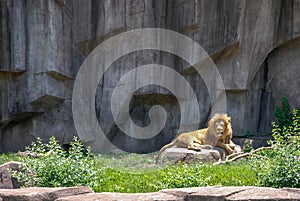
[{"left": 0, "top": 186, "right": 299, "bottom": 201}]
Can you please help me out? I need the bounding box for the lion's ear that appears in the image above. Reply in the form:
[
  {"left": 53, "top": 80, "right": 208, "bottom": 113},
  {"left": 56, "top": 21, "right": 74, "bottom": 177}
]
[{"left": 227, "top": 117, "right": 231, "bottom": 123}]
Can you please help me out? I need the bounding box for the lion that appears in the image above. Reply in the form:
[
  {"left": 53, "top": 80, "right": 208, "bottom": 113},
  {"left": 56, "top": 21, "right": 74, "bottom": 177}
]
[{"left": 156, "top": 113, "right": 235, "bottom": 163}]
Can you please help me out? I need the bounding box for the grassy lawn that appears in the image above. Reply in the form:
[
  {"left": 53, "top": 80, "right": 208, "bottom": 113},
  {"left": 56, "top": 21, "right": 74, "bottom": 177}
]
[
  {"left": 0, "top": 152, "right": 258, "bottom": 193},
  {"left": 96, "top": 160, "right": 257, "bottom": 193},
  {"left": 0, "top": 153, "right": 22, "bottom": 164}
]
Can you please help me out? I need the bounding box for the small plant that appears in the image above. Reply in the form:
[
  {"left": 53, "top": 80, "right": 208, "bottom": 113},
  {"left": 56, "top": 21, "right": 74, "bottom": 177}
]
[
  {"left": 13, "top": 136, "right": 99, "bottom": 188},
  {"left": 244, "top": 139, "right": 254, "bottom": 153},
  {"left": 243, "top": 131, "right": 254, "bottom": 153}
]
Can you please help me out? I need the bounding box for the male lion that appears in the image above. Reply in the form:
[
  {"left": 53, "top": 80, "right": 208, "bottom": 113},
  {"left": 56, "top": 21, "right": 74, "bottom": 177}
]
[{"left": 156, "top": 113, "right": 235, "bottom": 163}]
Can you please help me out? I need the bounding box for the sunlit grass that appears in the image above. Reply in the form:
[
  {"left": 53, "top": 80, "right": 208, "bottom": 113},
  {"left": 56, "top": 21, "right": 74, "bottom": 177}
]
[{"left": 0, "top": 152, "right": 258, "bottom": 193}]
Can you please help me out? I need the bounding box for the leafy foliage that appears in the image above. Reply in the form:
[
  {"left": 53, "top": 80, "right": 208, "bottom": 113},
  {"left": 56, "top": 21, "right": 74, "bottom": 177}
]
[
  {"left": 275, "top": 97, "right": 294, "bottom": 129},
  {"left": 252, "top": 109, "right": 300, "bottom": 188},
  {"left": 13, "top": 136, "right": 99, "bottom": 188}
]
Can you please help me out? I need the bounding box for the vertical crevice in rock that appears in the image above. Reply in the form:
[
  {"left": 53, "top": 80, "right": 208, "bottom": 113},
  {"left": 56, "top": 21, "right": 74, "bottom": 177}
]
[{"left": 257, "top": 56, "right": 272, "bottom": 134}]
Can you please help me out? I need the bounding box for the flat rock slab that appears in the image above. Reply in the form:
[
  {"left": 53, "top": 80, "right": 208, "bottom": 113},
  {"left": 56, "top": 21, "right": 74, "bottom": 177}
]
[
  {"left": 162, "top": 186, "right": 300, "bottom": 201},
  {"left": 226, "top": 187, "right": 300, "bottom": 201},
  {"left": 160, "top": 146, "right": 242, "bottom": 164},
  {"left": 0, "top": 186, "right": 93, "bottom": 201},
  {"left": 161, "top": 147, "right": 221, "bottom": 163},
  {"left": 160, "top": 186, "right": 249, "bottom": 199},
  {"left": 0, "top": 186, "right": 299, "bottom": 201},
  {"left": 57, "top": 186, "right": 300, "bottom": 201},
  {"left": 56, "top": 192, "right": 183, "bottom": 201}
]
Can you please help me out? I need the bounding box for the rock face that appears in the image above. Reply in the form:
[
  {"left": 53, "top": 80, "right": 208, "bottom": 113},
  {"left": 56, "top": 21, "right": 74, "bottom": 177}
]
[
  {"left": 0, "top": 186, "right": 299, "bottom": 201},
  {"left": 1, "top": 0, "right": 300, "bottom": 153}
]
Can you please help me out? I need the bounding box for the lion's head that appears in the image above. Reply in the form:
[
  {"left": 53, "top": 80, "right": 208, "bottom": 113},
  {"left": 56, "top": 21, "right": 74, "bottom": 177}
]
[{"left": 208, "top": 113, "right": 232, "bottom": 138}]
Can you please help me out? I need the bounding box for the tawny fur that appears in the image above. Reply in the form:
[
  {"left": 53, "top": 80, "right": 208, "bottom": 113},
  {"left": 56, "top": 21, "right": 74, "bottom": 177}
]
[{"left": 156, "top": 113, "right": 235, "bottom": 163}]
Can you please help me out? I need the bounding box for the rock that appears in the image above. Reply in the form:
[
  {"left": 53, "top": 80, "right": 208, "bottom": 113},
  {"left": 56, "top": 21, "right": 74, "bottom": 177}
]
[
  {"left": 17, "top": 151, "right": 43, "bottom": 158},
  {"left": 58, "top": 186, "right": 300, "bottom": 201},
  {"left": 162, "top": 186, "right": 250, "bottom": 201},
  {"left": 159, "top": 147, "right": 221, "bottom": 164},
  {"left": 0, "top": 161, "right": 22, "bottom": 189},
  {"left": 226, "top": 187, "right": 300, "bottom": 201},
  {"left": 0, "top": 186, "right": 93, "bottom": 201},
  {"left": 214, "top": 145, "right": 242, "bottom": 159},
  {"left": 0, "top": 186, "right": 299, "bottom": 201},
  {"left": 182, "top": 186, "right": 300, "bottom": 201},
  {"left": 159, "top": 145, "right": 242, "bottom": 164},
  {"left": 56, "top": 192, "right": 183, "bottom": 201}
]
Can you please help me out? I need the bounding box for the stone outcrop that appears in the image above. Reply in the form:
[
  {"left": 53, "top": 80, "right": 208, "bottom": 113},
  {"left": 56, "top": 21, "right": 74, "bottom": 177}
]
[
  {"left": 0, "top": 186, "right": 93, "bottom": 201},
  {"left": 0, "top": 161, "right": 22, "bottom": 189},
  {"left": 0, "top": 186, "right": 299, "bottom": 201},
  {"left": 1, "top": 0, "right": 300, "bottom": 153},
  {"left": 158, "top": 146, "right": 242, "bottom": 164}
]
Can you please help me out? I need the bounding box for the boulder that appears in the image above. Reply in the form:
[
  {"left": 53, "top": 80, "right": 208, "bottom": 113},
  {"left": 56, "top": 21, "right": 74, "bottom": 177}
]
[
  {"left": 0, "top": 186, "right": 299, "bottom": 201},
  {"left": 226, "top": 187, "right": 300, "bottom": 201},
  {"left": 56, "top": 192, "right": 182, "bottom": 201},
  {"left": 0, "top": 186, "right": 93, "bottom": 201},
  {"left": 162, "top": 186, "right": 300, "bottom": 201},
  {"left": 0, "top": 161, "right": 22, "bottom": 189},
  {"left": 159, "top": 145, "right": 242, "bottom": 164}
]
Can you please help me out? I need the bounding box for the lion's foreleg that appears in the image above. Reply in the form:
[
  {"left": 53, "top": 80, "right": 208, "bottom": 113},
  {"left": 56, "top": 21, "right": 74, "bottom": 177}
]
[
  {"left": 216, "top": 141, "right": 234, "bottom": 155},
  {"left": 228, "top": 140, "right": 236, "bottom": 149}
]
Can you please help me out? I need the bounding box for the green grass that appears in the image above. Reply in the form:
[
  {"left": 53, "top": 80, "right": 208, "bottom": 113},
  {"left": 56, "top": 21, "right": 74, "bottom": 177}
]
[
  {"left": 93, "top": 152, "right": 159, "bottom": 173},
  {"left": 88, "top": 153, "right": 257, "bottom": 193},
  {"left": 0, "top": 153, "right": 22, "bottom": 164},
  {"left": 93, "top": 159, "right": 257, "bottom": 193},
  {"left": 0, "top": 152, "right": 258, "bottom": 193}
]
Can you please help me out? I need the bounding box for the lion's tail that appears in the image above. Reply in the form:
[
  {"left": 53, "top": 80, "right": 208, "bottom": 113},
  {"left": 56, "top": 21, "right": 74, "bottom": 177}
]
[{"left": 156, "top": 141, "right": 176, "bottom": 164}]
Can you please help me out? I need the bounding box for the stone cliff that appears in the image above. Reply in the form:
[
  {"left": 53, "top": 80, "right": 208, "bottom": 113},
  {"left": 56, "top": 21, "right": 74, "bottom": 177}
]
[{"left": 1, "top": 0, "right": 300, "bottom": 153}]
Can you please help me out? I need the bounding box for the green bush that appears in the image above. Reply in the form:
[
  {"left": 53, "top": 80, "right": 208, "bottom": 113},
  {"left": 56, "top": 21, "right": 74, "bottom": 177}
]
[
  {"left": 252, "top": 109, "right": 300, "bottom": 188},
  {"left": 13, "top": 136, "right": 99, "bottom": 188}
]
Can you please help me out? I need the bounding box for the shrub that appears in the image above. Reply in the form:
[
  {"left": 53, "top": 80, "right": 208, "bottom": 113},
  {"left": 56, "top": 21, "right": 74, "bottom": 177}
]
[
  {"left": 13, "top": 136, "right": 99, "bottom": 188},
  {"left": 252, "top": 109, "right": 300, "bottom": 188}
]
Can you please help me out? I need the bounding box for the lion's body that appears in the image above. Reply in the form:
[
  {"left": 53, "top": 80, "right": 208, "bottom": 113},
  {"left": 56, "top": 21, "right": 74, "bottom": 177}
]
[{"left": 156, "top": 113, "right": 235, "bottom": 163}]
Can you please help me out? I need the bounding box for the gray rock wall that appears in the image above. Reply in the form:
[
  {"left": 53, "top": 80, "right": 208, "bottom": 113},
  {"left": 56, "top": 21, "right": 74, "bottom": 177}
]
[{"left": 1, "top": 0, "right": 300, "bottom": 153}]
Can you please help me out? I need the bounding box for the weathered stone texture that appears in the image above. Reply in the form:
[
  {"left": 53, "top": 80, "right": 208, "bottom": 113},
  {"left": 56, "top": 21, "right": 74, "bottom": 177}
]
[
  {"left": 0, "top": 186, "right": 93, "bottom": 201},
  {"left": 158, "top": 146, "right": 242, "bottom": 164},
  {"left": 0, "top": 186, "right": 299, "bottom": 201},
  {"left": 1, "top": 0, "right": 300, "bottom": 153},
  {"left": 0, "top": 161, "right": 22, "bottom": 189}
]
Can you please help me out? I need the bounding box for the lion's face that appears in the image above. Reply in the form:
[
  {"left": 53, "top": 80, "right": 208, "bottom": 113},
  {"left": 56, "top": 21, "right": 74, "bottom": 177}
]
[
  {"left": 208, "top": 113, "right": 231, "bottom": 138},
  {"left": 214, "top": 119, "right": 225, "bottom": 137}
]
